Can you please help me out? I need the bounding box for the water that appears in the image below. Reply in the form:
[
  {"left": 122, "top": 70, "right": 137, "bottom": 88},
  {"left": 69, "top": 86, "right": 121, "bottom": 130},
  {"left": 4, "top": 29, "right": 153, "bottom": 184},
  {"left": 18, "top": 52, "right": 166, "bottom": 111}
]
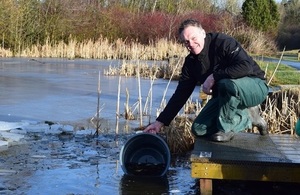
[
  {"left": 0, "top": 131, "right": 197, "bottom": 194},
  {"left": 254, "top": 56, "right": 300, "bottom": 70}
]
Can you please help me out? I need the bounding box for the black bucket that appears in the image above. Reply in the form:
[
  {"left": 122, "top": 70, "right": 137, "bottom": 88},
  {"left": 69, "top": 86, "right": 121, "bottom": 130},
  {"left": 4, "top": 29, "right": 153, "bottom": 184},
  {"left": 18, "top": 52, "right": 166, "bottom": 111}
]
[{"left": 120, "top": 133, "right": 171, "bottom": 177}]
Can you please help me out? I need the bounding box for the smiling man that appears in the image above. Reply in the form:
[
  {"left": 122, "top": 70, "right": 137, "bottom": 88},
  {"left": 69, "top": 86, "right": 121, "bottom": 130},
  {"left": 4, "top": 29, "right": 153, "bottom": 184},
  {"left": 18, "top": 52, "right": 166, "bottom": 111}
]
[{"left": 144, "top": 19, "right": 269, "bottom": 142}]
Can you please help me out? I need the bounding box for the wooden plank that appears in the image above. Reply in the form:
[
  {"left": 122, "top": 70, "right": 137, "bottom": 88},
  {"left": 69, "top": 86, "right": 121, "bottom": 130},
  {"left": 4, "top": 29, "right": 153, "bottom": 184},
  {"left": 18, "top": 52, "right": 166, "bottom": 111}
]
[
  {"left": 191, "top": 162, "right": 300, "bottom": 182},
  {"left": 192, "top": 133, "right": 294, "bottom": 162},
  {"left": 190, "top": 133, "right": 300, "bottom": 183}
]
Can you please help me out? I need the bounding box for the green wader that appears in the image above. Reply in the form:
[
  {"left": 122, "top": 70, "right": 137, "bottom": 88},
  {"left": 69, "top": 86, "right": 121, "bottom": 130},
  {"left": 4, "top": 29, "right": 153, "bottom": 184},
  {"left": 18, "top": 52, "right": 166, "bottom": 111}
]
[{"left": 191, "top": 77, "right": 269, "bottom": 136}]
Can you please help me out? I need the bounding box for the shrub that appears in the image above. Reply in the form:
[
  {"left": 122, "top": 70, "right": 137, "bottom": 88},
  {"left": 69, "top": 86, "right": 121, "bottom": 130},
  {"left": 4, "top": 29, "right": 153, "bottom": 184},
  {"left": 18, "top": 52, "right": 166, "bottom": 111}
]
[{"left": 242, "top": 0, "right": 280, "bottom": 32}]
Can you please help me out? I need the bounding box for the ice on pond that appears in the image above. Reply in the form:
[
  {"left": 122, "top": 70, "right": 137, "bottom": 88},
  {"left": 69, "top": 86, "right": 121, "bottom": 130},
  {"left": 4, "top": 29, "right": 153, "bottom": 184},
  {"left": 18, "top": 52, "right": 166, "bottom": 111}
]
[
  {"left": 0, "top": 140, "right": 8, "bottom": 151},
  {"left": 0, "top": 132, "right": 25, "bottom": 142},
  {"left": 0, "top": 121, "right": 27, "bottom": 131}
]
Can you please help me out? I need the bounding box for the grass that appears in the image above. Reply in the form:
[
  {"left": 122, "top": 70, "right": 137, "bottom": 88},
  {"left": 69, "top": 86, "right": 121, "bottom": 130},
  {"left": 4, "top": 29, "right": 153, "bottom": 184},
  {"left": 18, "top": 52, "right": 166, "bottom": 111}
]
[
  {"left": 277, "top": 49, "right": 300, "bottom": 61},
  {"left": 258, "top": 60, "right": 300, "bottom": 85}
]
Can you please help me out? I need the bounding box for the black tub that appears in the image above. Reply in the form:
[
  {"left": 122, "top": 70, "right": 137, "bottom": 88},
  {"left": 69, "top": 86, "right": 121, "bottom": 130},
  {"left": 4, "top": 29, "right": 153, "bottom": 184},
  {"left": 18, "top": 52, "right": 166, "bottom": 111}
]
[{"left": 120, "top": 133, "right": 171, "bottom": 177}]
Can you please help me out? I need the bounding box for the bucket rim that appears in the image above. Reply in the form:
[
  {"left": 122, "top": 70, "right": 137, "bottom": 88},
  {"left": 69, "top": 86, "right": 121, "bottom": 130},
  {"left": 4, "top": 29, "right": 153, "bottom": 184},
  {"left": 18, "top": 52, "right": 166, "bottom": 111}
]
[{"left": 119, "top": 132, "right": 171, "bottom": 177}]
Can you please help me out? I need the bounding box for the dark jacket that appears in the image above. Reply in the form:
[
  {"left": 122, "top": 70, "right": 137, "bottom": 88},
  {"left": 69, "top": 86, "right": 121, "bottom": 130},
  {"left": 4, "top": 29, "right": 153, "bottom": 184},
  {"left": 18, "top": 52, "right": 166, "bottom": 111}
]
[{"left": 156, "top": 32, "right": 266, "bottom": 126}]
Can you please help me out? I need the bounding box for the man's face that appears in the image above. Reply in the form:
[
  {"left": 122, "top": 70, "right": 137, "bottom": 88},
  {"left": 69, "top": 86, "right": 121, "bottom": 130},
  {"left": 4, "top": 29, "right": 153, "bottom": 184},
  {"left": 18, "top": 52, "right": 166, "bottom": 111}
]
[{"left": 181, "top": 26, "right": 206, "bottom": 55}]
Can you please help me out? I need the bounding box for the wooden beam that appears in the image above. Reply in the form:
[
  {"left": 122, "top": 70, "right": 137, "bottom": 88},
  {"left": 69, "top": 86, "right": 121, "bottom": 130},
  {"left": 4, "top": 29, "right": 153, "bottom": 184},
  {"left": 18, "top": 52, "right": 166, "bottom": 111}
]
[{"left": 191, "top": 162, "right": 300, "bottom": 183}]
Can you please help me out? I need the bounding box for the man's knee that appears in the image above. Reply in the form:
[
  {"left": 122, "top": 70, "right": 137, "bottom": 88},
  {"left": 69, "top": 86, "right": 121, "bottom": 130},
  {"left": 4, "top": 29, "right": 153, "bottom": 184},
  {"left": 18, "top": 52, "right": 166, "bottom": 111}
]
[
  {"left": 192, "top": 121, "right": 218, "bottom": 136},
  {"left": 217, "top": 79, "right": 237, "bottom": 96},
  {"left": 191, "top": 122, "right": 207, "bottom": 136}
]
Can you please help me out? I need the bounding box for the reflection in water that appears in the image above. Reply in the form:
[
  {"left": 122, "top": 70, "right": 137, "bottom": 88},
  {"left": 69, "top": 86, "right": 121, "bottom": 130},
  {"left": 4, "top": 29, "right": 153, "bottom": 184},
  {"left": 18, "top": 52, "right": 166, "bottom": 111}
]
[
  {"left": 124, "top": 163, "right": 167, "bottom": 176},
  {"left": 120, "top": 175, "right": 169, "bottom": 195}
]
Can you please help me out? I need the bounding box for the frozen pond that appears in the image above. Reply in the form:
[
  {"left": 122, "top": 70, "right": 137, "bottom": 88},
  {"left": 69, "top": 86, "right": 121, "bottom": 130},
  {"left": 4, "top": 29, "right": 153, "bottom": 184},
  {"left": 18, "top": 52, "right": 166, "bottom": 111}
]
[{"left": 0, "top": 57, "right": 200, "bottom": 129}]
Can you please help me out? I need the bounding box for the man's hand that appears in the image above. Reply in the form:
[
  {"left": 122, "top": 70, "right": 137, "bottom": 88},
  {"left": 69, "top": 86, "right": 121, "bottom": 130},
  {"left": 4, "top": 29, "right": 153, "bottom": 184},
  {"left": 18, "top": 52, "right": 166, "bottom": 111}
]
[
  {"left": 202, "top": 74, "right": 215, "bottom": 95},
  {"left": 143, "top": 121, "right": 164, "bottom": 134}
]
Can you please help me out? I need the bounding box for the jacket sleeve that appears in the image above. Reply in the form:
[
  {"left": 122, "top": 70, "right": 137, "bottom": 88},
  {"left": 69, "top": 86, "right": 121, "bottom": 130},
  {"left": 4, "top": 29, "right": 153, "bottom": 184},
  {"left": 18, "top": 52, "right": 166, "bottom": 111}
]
[
  {"left": 156, "top": 59, "right": 198, "bottom": 126},
  {"left": 212, "top": 36, "right": 255, "bottom": 81}
]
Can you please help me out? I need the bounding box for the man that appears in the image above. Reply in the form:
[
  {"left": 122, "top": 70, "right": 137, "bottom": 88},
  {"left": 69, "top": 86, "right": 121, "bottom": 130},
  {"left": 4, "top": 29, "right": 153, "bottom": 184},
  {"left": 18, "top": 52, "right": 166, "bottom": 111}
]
[{"left": 144, "top": 19, "right": 269, "bottom": 142}]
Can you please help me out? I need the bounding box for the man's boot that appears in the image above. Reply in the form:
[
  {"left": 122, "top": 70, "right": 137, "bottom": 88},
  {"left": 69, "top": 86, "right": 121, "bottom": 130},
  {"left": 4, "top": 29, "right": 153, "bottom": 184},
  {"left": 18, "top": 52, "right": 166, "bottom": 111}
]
[{"left": 248, "top": 106, "right": 268, "bottom": 135}]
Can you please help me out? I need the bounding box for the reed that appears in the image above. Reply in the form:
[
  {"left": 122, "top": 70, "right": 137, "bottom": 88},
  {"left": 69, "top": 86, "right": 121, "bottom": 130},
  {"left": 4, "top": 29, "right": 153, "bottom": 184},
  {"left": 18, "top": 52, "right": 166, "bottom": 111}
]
[
  {"left": 164, "top": 117, "right": 195, "bottom": 154},
  {"left": 262, "top": 86, "right": 300, "bottom": 134},
  {"left": 3, "top": 37, "right": 187, "bottom": 60},
  {"left": 90, "top": 71, "right": 102, "bottom": 136},
  {"left": 137, "top": 62, "right": 143, "bottom": 128},
  {"left": 0, "top": 47, "right": 13, "bottom": 57},
  {"left": 143, "top": 73, "right": 157, "bottom": 124},
  {"left": 115, "top": 75, "right": 122, "bottom": 134},
  {"left": 124, "top": 88, "right": 135, "bottom": 120}
]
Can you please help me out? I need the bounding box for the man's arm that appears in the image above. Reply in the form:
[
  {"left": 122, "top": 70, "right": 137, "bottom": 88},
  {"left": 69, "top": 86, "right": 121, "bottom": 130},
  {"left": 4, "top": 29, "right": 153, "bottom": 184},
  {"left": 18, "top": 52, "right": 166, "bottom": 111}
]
[{"left": 213, "top": 35, "right": 255, "bottom": 81}]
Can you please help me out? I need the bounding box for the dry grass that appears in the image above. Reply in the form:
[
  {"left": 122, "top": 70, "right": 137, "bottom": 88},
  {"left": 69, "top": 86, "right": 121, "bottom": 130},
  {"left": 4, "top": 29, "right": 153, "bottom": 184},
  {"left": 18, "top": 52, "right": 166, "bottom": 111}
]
[
  {"left": 0, "top": 47, "right": 13, "bottom": 57},
  {"left": 226, "top": 26, "right": 277, "bottom": 55},
  {"left": 163, "top": 117, "right": 195, "bottom": 155},
  {"left": 262, "top": 86, "right": 300, "bottom": 135},
  {"left": 159, "top": 97, "right": 204, "bottom": 154},
  {"left": 1, "top": 27, "right": 276, "bottom": 59},
  {"left": 2, "top": 37, "right": 187, "bottom": 60},
  {"left": 104, "top": 57, "right": 184, "bottom": 80}
]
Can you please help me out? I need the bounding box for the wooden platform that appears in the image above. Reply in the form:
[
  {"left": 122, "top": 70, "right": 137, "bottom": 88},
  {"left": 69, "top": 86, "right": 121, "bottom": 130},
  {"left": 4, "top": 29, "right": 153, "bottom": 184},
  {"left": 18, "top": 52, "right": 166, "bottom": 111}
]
[{"left": 190, "top": 133, "right": 300, "bottom": 194}]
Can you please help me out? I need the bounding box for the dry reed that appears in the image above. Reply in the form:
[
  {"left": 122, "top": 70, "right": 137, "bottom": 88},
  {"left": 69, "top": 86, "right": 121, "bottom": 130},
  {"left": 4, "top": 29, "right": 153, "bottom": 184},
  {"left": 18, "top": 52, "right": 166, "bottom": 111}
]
[
  {"left": 104, "top": 58, "right": 183, "bottom": 80},
  {"left": 262, "top": 86, "right": 300, "bottom": 135},
  {"left": 2, "top": 37, "right": 187, "bottom": 60},
  {"left": 164, "top": 117, "right": 195, "bottom": 155},
  {"left": 0, "top": 47, "right": 13, "bottom": 57}
]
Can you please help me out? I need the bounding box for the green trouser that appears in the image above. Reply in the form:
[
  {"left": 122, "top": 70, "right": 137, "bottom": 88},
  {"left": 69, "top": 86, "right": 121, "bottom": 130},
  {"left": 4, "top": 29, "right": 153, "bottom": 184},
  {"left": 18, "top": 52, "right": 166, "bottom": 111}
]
[{"left": 191, "top": 77, "right": 269, "bottom": 136}]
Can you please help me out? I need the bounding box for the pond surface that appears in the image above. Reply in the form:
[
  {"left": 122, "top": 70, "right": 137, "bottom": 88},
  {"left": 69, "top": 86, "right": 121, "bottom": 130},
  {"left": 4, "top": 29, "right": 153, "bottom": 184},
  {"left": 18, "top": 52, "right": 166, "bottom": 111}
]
[{"left": 0, "top": 57, "right": 200, "bottom": 129}]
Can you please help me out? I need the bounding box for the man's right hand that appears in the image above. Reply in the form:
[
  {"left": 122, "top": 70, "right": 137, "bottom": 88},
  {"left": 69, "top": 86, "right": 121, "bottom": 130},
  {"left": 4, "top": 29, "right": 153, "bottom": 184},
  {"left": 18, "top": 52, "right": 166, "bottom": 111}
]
[
  {"left": 202, "top": 73, "right": 215, "bottom": 95},
  {"left": 143, "top": 121, "right": 164, "bottom": 134}
]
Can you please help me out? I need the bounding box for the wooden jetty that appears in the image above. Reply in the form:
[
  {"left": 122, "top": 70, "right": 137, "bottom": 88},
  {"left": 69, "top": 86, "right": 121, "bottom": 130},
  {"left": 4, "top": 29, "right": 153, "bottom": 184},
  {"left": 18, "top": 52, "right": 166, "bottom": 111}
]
[{"left": 190, "top": 133, "right": 300, "bottom": 194}]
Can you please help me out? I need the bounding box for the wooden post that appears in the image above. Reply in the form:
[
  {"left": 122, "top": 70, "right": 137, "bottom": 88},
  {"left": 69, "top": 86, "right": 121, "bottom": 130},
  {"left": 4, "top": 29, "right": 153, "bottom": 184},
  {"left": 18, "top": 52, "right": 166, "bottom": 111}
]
[
  {"left": 297, "top": 50, "right": 300, "bottom": 61},
  {"left": 200, "top": 179, "right": 213, "bottom": 195}
]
